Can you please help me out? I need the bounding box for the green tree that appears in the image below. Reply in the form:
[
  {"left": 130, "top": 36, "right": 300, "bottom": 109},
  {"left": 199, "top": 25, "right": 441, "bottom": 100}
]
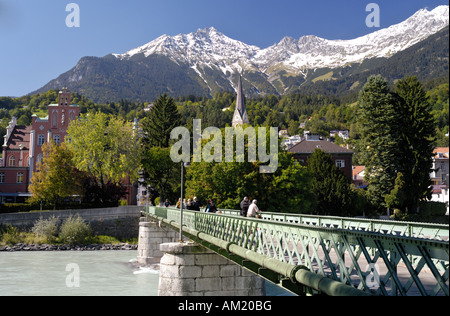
[
  {"left": 307, "top": 149, "right": 356, "bottom": 216},
  {"left": 184, "top": 126, "right": 314, "bottom": 214},
  {"left": 357, "top": 75, "right": 402, "bottom": 210},
  {"left": 358, "top": 75, "right": 436, "bottom": 213},
  {"left": 141, "top": 94, "right": 181, "bottom": 148},
  {"left": 29, "top": 142, "right": 80, "bottom": 209},
  {"left": 269, "top": 153, "right": 314, "bottom": 213},
  {"left": 67, "top": 111, "right": 141, "bottom": 191},
  {"left": 140, "top": 146, "right": 180, "bottom": 205},
  {"left": 395, "top": 76, "right": 435, "bottom": 212},
  {"left": 385, "top": 172, "right": 408, "bottom": 211}
]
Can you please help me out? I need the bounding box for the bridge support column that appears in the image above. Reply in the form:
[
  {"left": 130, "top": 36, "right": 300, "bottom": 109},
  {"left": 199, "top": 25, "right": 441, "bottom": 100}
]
[
  {"left": 158, "top": 242, "right": 266, "bottom": 296},
  {"left": 137, "top": 220, "right": 178, "bottom": 265}
]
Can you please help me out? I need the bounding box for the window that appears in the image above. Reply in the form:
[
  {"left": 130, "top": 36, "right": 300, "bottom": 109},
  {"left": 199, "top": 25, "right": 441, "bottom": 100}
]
[
  {"left": 17, "top": 172, "right": 24, "bottom": 183},
  {"left": 38, "top": 134, "right": 45, "bottom": 146},
  {"left": 335, "top": 160, "right": 345, "bottom": 168},
  {"left": 53, "top": 134, "right": 61, "bottom": 145},
  {"left": 0, "top": 173, "right": 4, "bottom": 183},
  {"left": 52, "top": 112, "right": 57, "bottom": 128},
  {"left": 9, "top": 156, "right": 16, "bottom": 167}
]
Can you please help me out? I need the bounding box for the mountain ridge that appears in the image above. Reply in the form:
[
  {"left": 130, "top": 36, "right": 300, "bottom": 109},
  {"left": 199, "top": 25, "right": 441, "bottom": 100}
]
[{"left": 31, "top": 5, "right": 449, "bottom": 102}]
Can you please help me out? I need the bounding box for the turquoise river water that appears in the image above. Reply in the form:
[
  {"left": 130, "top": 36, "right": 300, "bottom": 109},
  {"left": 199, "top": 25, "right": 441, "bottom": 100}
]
[{"left": 0, "top": 250, "right": 292, "bottom": 296}]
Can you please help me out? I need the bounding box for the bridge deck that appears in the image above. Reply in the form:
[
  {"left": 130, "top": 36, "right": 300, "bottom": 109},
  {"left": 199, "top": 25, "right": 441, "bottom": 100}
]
[{"left": 145, "top": 207, "right": 449, "bottom": 296}]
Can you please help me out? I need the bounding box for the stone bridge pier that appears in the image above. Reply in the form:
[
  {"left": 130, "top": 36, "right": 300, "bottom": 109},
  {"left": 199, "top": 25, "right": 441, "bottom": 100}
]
[
  {"left": 137, "top": 220, "right": 266, "bottom": 296},
  {"left": 137, "top": 219, "right": 178, "bottom": 265}
]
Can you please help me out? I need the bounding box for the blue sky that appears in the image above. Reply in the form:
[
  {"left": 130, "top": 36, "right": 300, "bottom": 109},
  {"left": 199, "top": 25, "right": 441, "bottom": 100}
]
[{"left": 0, "top": 0, "right": 448, "bottom": 97}]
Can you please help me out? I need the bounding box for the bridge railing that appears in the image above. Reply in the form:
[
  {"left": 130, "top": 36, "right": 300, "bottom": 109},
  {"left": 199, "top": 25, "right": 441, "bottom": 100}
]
[
  {"left": 217, "top": 208, "right": 449, "bottom": 241},
  {"left": 145, "top": 206, "right": 449, "bottom": 296}
]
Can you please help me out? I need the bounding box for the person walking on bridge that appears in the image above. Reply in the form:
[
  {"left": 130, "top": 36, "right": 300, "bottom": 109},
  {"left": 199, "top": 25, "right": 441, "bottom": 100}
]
[
  {"left": 247, "top": 200, "right": 261, "bottom": 218},
  {"left": 240, "top": 196, "right": 250, "bottom": 217},
  {"left": 191, "top": 197, "right": 201, "bottom": 211},
  {"left": 206, "top": 199, "right": 218, "bottom": 213}
]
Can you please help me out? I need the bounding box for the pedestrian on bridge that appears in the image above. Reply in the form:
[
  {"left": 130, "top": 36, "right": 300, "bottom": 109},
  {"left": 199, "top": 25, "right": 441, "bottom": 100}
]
[
  {"left": 191, "top": 197, "right": 201, "bottom": 211},
  {"left": 247, "top": 200, "right": 261, "bottom": 218},
  {"left": 240, "top": 196, "right": 250, "bottom": 217},
  {"left": 206, "top": 199, "right": 218, "bottom": 213}
]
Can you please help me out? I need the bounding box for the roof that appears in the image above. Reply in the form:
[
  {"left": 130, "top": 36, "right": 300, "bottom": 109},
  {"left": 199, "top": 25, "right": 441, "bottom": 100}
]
[
  {"left": 352, "top": 165, "right": 365, "bottom": 176},
  {"left": 5, "top": 125, "right": 32, "bottom": 150},
  {"left": 433, "top": 147, "right": 449, "bottom": 159},
  {"left": 288, "top": 139, "right": 353, "bottom": 154},
  {"left": 235, "top": 75, "right": 246, "bottom": 118}
]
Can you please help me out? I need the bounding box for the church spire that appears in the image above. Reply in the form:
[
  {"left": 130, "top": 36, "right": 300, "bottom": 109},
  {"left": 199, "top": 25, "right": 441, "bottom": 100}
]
[{"left": 232, "top": 75, "right": 249, "bottom": 127}]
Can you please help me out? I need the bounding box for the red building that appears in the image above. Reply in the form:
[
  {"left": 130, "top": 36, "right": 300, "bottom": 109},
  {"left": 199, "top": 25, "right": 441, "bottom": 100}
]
[{"left": 0, "top": 88, "right": 79, "bottom": 203}]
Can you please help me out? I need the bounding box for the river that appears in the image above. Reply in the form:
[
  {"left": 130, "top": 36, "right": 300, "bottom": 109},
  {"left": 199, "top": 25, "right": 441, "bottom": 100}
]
[{"left": 0, "top": 250, "right": 292, "bottom": 296}]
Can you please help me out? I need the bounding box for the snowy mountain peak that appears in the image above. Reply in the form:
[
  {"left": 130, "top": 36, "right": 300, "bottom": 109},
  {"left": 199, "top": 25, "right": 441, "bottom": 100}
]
[{"left": 112, "top": 5, "right": 448, "bottom": 85}]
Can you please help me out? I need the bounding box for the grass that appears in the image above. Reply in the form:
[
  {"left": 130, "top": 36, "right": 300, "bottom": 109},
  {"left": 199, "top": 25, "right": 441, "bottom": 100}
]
[{"left": 312, "top": 71, "right": 335, "bottom": 83}]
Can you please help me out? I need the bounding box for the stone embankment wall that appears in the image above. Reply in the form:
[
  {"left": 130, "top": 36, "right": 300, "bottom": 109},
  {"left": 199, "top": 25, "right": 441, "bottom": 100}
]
[{"left": 0, "top": 206, "right": 143, "bottom": 239}]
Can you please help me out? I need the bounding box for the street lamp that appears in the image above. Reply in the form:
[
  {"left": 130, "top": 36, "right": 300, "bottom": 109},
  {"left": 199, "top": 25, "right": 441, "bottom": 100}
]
[{"left": 179, "top": 161, "right": 190, "bottom": 242}]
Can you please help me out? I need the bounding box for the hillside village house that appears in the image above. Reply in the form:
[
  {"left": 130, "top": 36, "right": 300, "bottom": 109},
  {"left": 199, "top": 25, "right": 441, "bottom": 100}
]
[{"left": 288, "top": 133, "right": 354, "bottom": 180}]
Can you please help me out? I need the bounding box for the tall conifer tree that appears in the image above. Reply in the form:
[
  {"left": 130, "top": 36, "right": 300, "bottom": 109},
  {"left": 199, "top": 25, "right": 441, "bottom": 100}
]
[
  {"left": 357, "top": 75, "right": 402, "bottom": 209},
  {"left": 395, "top": 76, "right": 435, "bottom": 212},
  {"left": 307, "top": 149, "right": 356, "bottom": 216},
  {"left": 142, "top": 94, "right": 181, "bottom": 149},
  {"left": 358, "top": 75, "right": 436, "bottom": 213}
]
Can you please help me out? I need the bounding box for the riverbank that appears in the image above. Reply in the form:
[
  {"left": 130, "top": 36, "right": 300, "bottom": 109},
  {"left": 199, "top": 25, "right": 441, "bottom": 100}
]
[{"left": 0, "top": 242, "right": 138, "bottom": 252}]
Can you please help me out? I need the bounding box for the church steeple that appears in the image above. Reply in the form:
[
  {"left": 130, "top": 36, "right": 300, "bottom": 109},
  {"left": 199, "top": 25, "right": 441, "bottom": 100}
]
[{"left": 232, "top": 75, "right": 249, "bottom": 127}]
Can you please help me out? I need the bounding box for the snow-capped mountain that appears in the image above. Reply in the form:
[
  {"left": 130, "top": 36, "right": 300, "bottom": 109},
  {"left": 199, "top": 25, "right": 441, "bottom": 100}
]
[
  {"left": 31, "top": 5, "right": 449, "bottom": 102},
  {"left": 114, "top": 5, "right": 449, "bottom": 81}
]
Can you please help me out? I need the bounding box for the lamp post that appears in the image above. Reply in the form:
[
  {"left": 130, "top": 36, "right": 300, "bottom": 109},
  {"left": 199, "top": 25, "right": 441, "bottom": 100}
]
[{"left": 179, "top": 161, "right": 190, "bottom": 242}]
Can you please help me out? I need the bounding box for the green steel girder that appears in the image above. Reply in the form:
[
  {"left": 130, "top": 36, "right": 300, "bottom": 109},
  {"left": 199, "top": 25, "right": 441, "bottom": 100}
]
[{"left": 144, "top": 207, "right": 449, "bottom": 296}]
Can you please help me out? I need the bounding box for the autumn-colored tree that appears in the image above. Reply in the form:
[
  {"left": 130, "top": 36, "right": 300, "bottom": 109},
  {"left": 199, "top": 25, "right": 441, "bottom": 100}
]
[{"left": 29, "top": 141, "right": 80, "bottom": 209}]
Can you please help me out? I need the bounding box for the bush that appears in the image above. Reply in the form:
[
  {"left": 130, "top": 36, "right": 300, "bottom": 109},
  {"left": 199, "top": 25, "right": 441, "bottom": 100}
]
[
  {"left": 59, "top": 215, "right": 92, "bottom": 245},
  {"left": 0, "top": 225, "right": 22, "bottom": 245},
  {"left": 32, "top": 216, "right": 59, "bottom": 243},
  {"left": 419, "top": 202, "right": 447, "bottom": 217}
]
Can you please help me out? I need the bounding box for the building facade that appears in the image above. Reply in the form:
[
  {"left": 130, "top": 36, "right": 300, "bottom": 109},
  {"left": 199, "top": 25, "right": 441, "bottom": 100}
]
[
  {"left": 288, "top": 134, "right": 354, "bottom": 180},
  {"left": 430, "top": 147, "right": 449, "bottom": 215},
  {"left": 0, "top": 88, "right": 79, "bottom": 203}
]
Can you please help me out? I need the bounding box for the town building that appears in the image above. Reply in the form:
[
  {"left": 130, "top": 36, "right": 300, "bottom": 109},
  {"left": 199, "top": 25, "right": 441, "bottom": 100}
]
[
  {"left": 430, "top": 147, "right": 449, "bottom": 186},
  {"left": 0, "top": 88, "right": 79, "bottom": 203},
  {"left": 288, "top": 133, "right": 354, "bottom": 180},
  {"left": 352, "top": 165, "right": 367, "bottom": 188},
  {"left": 430, "top": 147, "right": 449, "bottom": 215},
  {"left": 330, "top": 130, "right": 350, "bottom": 140}
]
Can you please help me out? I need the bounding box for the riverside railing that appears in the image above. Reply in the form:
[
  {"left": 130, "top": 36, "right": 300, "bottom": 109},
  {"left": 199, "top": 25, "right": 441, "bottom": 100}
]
[{"left": 145, "top": 206, "right": 449, "bottom": 296}]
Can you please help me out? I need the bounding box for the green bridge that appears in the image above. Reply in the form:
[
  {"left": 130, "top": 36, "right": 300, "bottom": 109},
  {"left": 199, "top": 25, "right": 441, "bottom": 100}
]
[{"left": 144, "top": 206, "right": 449, "bottom": 296}]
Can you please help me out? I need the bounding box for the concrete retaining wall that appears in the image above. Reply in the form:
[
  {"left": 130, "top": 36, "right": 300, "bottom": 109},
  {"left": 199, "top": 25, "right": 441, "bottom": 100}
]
[{"left": 0, "top": 206, "right": 143, "bottom": 239}]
